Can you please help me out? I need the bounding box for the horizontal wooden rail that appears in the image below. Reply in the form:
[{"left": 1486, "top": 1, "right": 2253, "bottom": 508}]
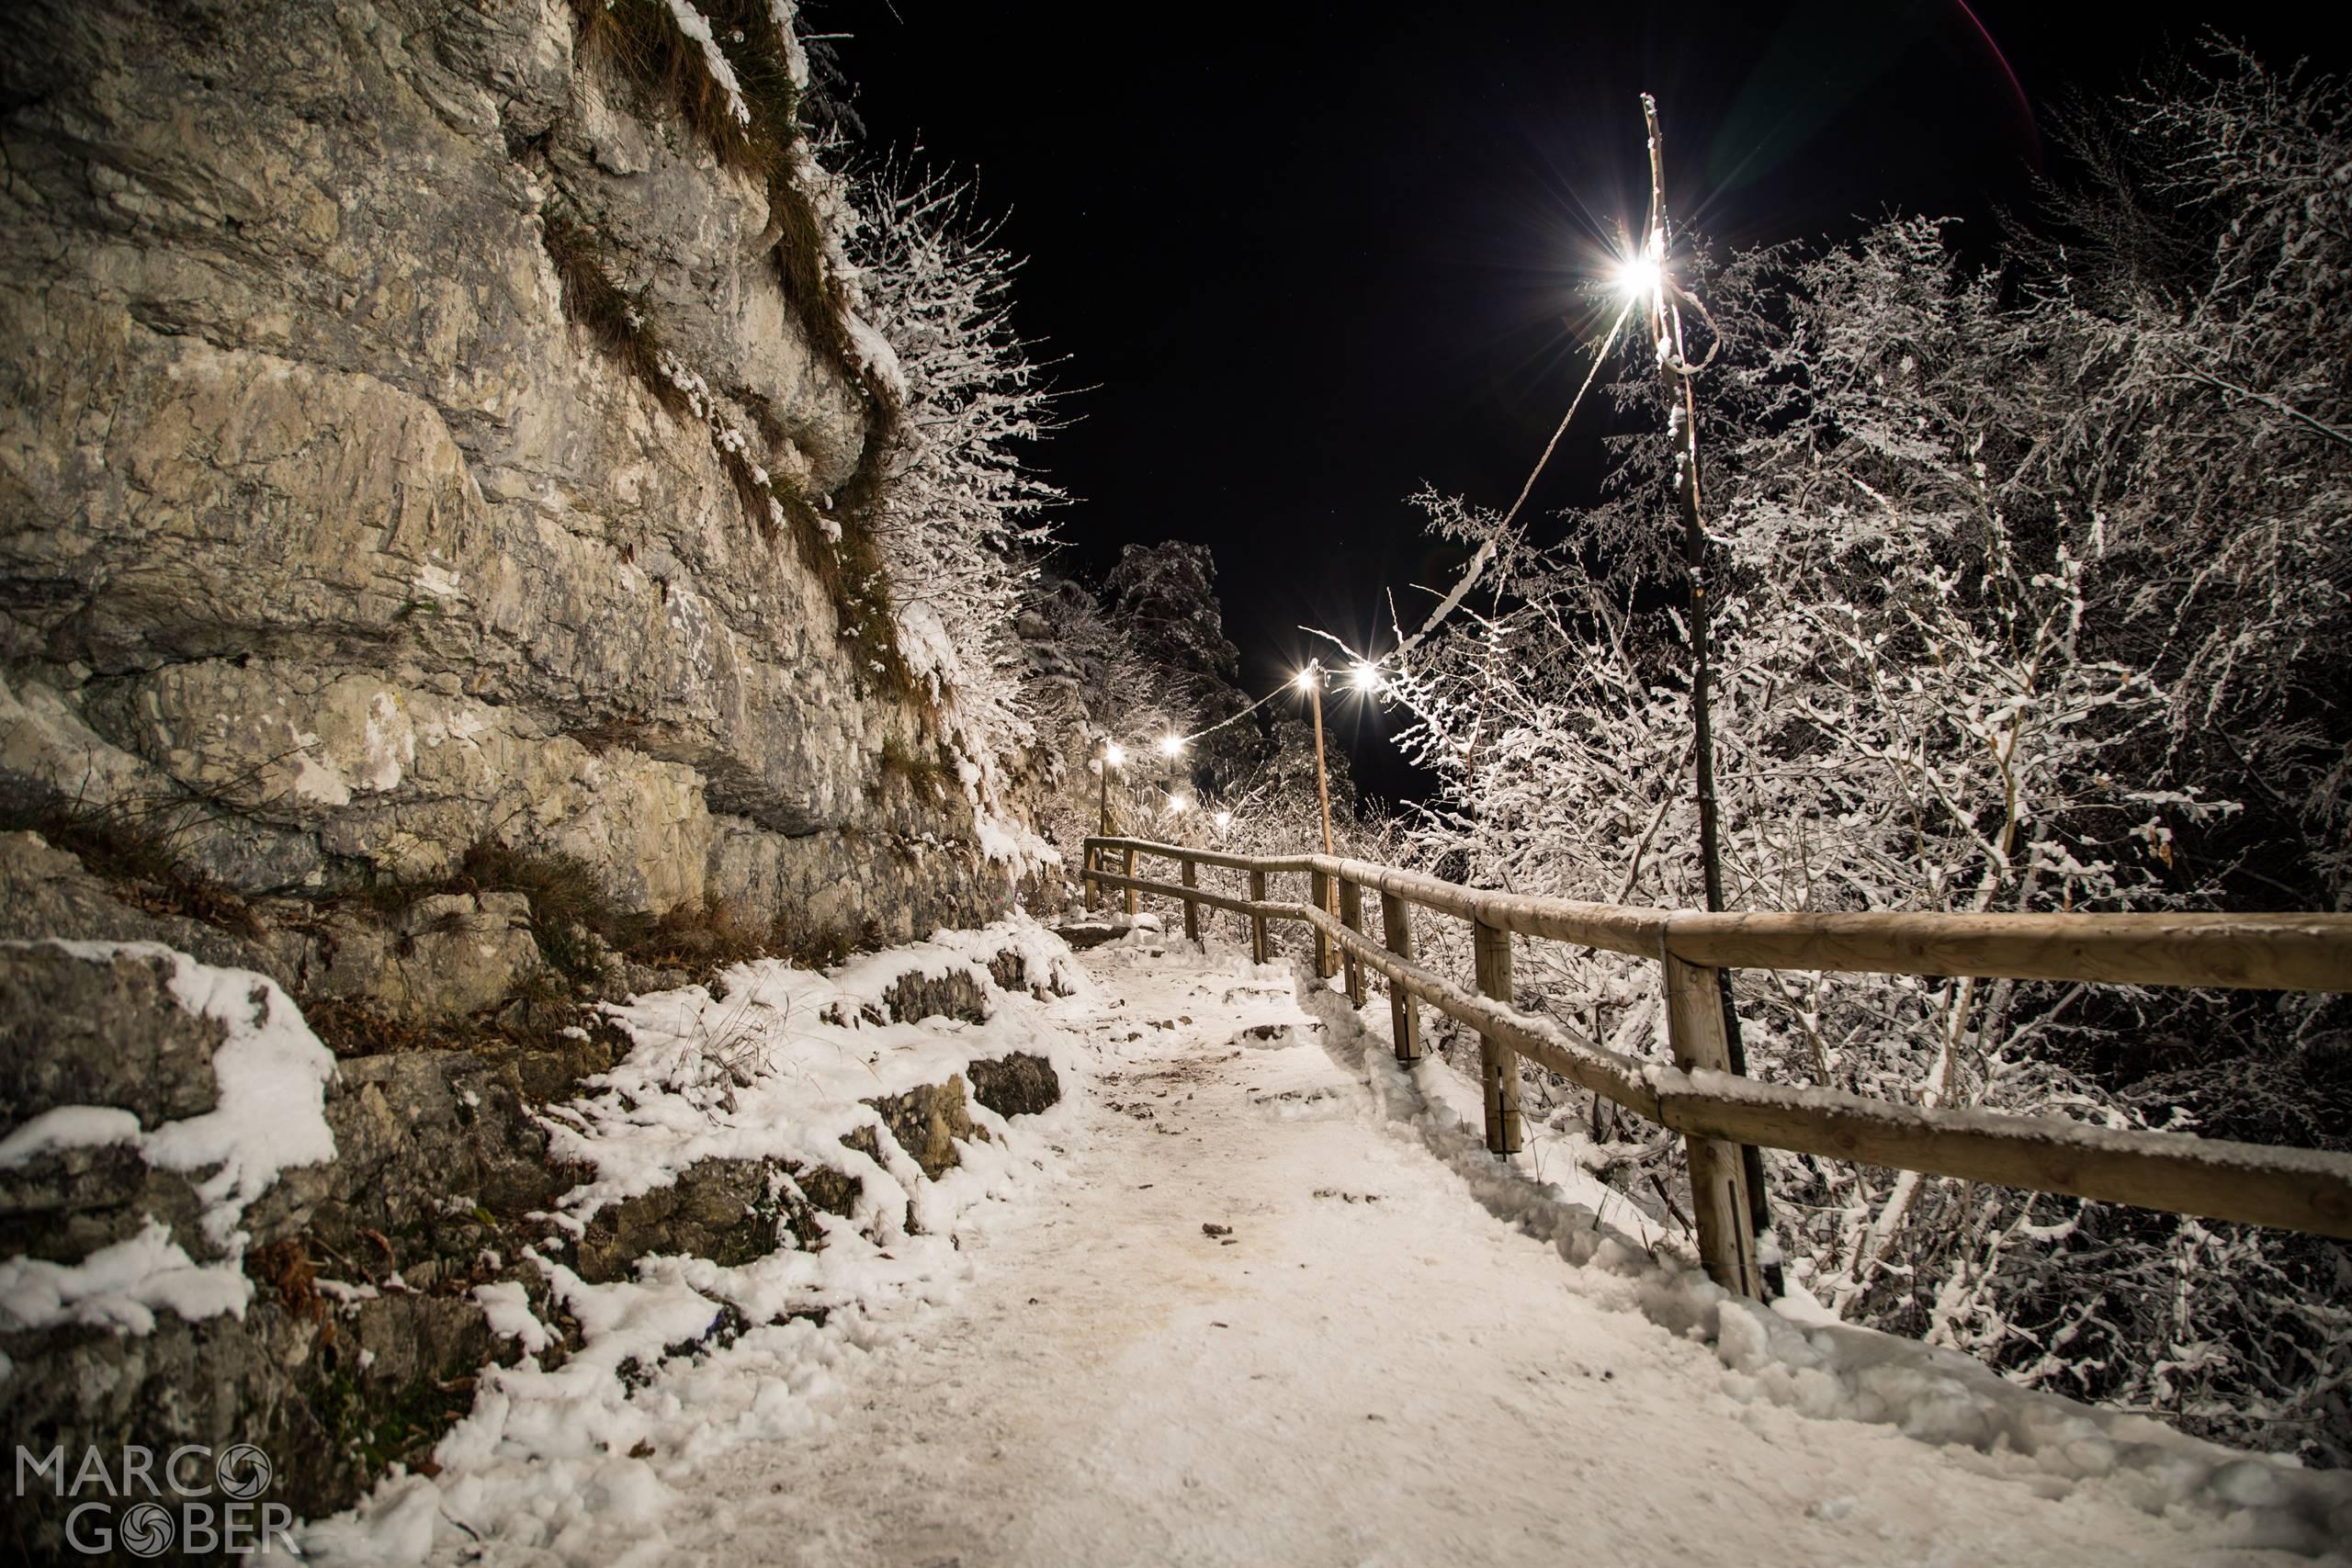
[
  {"left": 1320, "top": 853, "right": 1668, "bottom": 958},
  {"left": 1661, "top": 908, "right": 2352, "bottom": 994},
  {"left": 1089, "top": 839, "right": 2352, "bottom": 992},
  {"left": 1079, "top": 837, "right": 2352, "bottom": 1272},
  {"left": 1662, "top": 1069, "right": 2352, "bottom": 1236},
  {"left": 1084, "top": 867, "right": 1267, "bottom": 926},
  {"left": 1292, "top": 900, "right": 1662, "bottom": 1118},
  {"left": 1306, "top": 903, "right": 2352, "bottom": 1236}
]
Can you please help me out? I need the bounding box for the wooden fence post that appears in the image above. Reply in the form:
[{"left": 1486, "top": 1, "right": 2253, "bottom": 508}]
[
  {"left": 1311, "top": 870, "right": 1336, "bottom": 978},
  {"left": 1181, "top": 857, "right": 1201, "bottom": 943},
  {"left": 1663, "top": 948, "right": 1765, "bottom": 1298},
  {"left": 1124, "top": 847, "right": 1138, "bottom": 917},
  {"left": 1082, "top": 843, "right": 1099, "bottom": 912},
  {"left": 1249, "top": 869, "right": 1269, "bottom": 964},
  {"left": 1338, "top": 878, "right": 1367, "bottom": 1006},
  {"left": 1473, "top": 917, "right": 1522, "bottom": 1155},
  {"left": 1380, "top": 891, "right": 1421, "bottom": 1061}
]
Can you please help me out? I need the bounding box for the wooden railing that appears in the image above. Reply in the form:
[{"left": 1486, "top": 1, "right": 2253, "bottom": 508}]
[{"left": 1080, "top": 835, "right": 2352, "bottom": 1295}]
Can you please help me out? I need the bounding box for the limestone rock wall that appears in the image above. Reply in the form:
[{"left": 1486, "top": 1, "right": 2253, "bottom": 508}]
[
  {"left": 0, "top": 833, "right": 1067, "bottom": 1534},
  {"left": 0, "top": 0, "right": 1002, "bottom": 937},
  {"left": 0, "top": 4, "right": 1068, "bottom": 1543}
]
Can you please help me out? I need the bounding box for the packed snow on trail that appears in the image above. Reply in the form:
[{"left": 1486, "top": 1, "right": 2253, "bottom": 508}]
[
  {"left": 310, "top": 919, "right": 2352, "bottom": 1565},
  {"left": 303, "top": 921, "right": 1093, "bottom": 1565}
]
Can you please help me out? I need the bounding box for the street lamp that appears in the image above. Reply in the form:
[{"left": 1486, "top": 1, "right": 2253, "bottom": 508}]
[
  {"left": 1294, "top": 662, "right": 1337, "bottom": 863},
  {"left": 1295, "top": 660, "right": 1340, "bottom": 976},
  {"left": 1098, "top": 740, "right": 1124, "bottom": 840},
  {"left": 1614, "top": 243, "right": 1662, "bottom": 306},
  {"left": 1639, "top": 91, "right": 1773, "bottom": 1284},
  {"left": 1157, "top": 734, "right": 1187, "bottom": 820},
  {"left": 1089, "top": 739, "right": 1127, "bottom": 914}
]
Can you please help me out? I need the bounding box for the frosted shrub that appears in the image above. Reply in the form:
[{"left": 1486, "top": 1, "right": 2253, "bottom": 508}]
[{"left": 849, "top": 169, "right": 1062, "bottom": 842}]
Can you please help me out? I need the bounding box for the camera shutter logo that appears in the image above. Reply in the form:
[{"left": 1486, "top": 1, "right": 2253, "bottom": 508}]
[
  {"left": 214, "top": 1443, "right": 273, "bottom": 1500},
  {"left": 117, "top": 1501, "right": 175, "bottom": 1558}
]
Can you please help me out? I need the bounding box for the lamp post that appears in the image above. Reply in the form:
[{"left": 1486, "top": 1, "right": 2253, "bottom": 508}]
[
  {"left": 1157, "top": 735, "right": 1187, "bottom": 837},
  {"left": 1099, "top": 741, "right": 1124, "bottom": 839},
  {"left": 1088, "top": 740, "right": 1125, "bottom": 913},
  {"left": 1637, "top": 92, "right": 1775, "bottom": 1288},
  {"left": 1295, "top": 663, "right": 1337, "bottom": 863},
  {"left": 1295, "top": 662, "right": 1340, "bottom": 976}
]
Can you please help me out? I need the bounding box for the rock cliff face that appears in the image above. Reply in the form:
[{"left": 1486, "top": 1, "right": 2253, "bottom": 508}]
[
  {"left": 0, "top": 0, "right": 1004, "bottom": 939},
  {"left": 0, "top": 0, "right": 1070, "bottom": 1545}
]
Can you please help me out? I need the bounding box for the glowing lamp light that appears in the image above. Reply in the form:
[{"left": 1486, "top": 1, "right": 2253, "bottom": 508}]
[
  {"left": 1615, "top": 248, "right": 1661, "bottom": 302},
  {"left": 1214, "top": 810, "right": 1232, "bottom": 830},
  {"left": 1294, "top": 664, "right": 1319, "bottom": 692},
  {"left": 1103, "top": 742, "right": 1125, "bottom": 768},
  {"left": 1158, "top": 734, "right": 1185, "bottom": 758},
  {"left": 1168, "top": 795, "right": 1191, "bottom": 815},
  {"left": 1350, "top": 660, "right": 1382, "bottom": 694}
]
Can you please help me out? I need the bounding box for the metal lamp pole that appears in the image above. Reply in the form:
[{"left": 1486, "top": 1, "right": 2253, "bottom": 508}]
[
  {"left": 1091, "top": 741, "right": 1125, "bottom": 914},
  {"left": 1098, "top": 747, "right": 1114, "bottom": 840},
  {"left": 1300, "top": 661, "right": 1337, "bottom": 863},
  {"left": 1641, "top": 93, "right": 1776, "bottom": 1286},
  {"left": 1298, "top": 661, "right": 1340, "bottom": 976}
]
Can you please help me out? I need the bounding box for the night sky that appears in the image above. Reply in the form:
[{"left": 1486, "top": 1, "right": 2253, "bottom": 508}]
[{"left": 842, "top": 3, "right": 2347, "bottom": 805}]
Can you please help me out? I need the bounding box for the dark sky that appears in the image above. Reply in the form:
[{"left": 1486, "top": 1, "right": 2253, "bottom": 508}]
[{"left": 840, "top": 3, "right": 2346, "bottom": 806}]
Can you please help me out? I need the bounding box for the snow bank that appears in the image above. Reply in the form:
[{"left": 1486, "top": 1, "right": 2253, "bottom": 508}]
[
  {"left": 0, "top": 1219, "right": 254, "bottom": 1336},
  {"left": 971, "top": 799, "right": 1060, "bottom": 870},
  {"left": 844, "top": 310, "right": 907, "bottom": 401},
  {"left": 660, "top": 0, "right": 750, "bottom": 127},
  {"left": 1294, "top": 969, "right": 2352, "bottom": 1557},
  {"left": 0, "top": 941, "right": 335, "bottom": 1333},
  {"left": 304, "top": 919, "right": 1093, "bottom": 1567}
]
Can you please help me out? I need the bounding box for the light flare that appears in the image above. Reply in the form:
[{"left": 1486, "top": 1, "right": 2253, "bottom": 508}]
[{"left": 1615, "top": 248, "right": 1661, "bottom": 303}]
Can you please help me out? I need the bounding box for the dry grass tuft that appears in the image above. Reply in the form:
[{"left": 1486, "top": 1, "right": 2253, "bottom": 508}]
[
  {"left": 549, "top": 1, "right": 930, "bottom": 710},
  {"left": 539, "top": 210, "right": 691, "bottom": 418},
  {"left": 247, "top": 1238, "right": 329, "bottom": 1330},
  {"left": 0, "top": 791, "right": 261, "bottom": 937},
  {"left": 627, "top": 897, "right": 775, "bottom": 978}
]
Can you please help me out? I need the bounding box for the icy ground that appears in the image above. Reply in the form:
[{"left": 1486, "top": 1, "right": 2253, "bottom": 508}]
[
  {"left": 317, "top": 921, "right": 2351, "bottom": 1565},
  {"left": 652, "top": 932, "right": 2344, "bottom": 1567}
]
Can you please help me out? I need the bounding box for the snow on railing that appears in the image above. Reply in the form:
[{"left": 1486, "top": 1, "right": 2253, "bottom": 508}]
[{"left": 1079, "top": 835, "right": 2352, "bottom": 1296}]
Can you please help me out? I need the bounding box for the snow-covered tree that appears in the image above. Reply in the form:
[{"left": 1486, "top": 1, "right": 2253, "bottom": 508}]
[
  {"left": 2006, "top": 48, "right": 2352, "bottom": 907},
  {"left": 849, "top": 167, "right": 1062, "bottom": 825},
  {"left": 1012, "top": 570, "right": 1191, "bottom": 868},
  {"left": 1377, "top": 48, "right": 2351, "bottom": 1461},
  {"left": 1102, "top": 540, "right": 1267, "bottom": 800}
]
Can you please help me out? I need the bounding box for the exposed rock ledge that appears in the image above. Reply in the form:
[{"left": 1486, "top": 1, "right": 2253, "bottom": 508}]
[{"left": 0, "top": 828, "right": 1069, "bottom": 1543}]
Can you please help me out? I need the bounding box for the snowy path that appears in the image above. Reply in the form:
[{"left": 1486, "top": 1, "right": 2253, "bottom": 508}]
[{"left": 662, "top": 937, "right": 2313, "bottom": 1568}]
